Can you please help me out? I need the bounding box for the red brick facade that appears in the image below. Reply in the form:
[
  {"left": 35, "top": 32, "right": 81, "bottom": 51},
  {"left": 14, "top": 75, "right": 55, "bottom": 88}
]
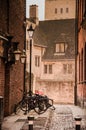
[
  {"left": 0, "top": 59, "right": 5, "bottom": 96},
  {"left": 77, "top": 0, "right": 86, "bottom": 108},
  {"left": 0, "top": 0, "right": 26, "bottom": 116}
]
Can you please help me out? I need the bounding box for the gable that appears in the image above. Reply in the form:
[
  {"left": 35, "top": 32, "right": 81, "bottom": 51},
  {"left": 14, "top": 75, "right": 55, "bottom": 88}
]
[{"left": 33, "top": 19, "right": 75, "bottom": 60}]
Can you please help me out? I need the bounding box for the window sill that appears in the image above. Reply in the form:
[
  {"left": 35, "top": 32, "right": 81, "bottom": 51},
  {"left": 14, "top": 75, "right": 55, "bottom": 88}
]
[{"left": 54, "top": 52, "right": 65, "bottom": 56}]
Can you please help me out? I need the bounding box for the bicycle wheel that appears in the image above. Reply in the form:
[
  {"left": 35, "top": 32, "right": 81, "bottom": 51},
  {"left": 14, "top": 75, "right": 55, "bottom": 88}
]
[
  {"left": 15, "top": 101, "right": 23, "bottom": 114},
  {"left": 14, "top": 104, "right": 20, "bottom": 114},
  {"left": 34, "top": 100, "right": 47, "bottom": 114},
  {"left": 20, "top": 100, "right": 28, "bottom": 112},
  {"left": 47, "top": 99, "right": 55, "bottom": 110}
]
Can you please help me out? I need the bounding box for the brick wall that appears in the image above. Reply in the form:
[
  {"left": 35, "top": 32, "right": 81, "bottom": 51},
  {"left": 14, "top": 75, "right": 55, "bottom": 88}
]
[
  {"left": 0, "top": 59, "right": 5, "bottom": 96},
  {"left": 77, "top": 28, "right": 86, "bottom": 108},
  {"left": 0, "top": 0, "right": 26, "bottom": 115},
  {"left": 0, "top": 0, "right": 8, "bottom": 32}
]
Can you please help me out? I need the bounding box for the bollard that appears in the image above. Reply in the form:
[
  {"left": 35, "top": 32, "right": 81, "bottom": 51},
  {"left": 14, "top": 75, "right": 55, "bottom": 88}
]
[
  {"left": 28, "top": 116, "right": 34, "bottom": 130},
  {"left": 0, "top": 96, "right": 4, "bottom": 130},
  {"left": 74, "top": 117, "right": 82, "bottom": 130}
]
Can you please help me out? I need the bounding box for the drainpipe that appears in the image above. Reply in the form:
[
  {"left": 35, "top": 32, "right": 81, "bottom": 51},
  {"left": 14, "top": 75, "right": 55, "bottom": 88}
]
[{"left": 74, "top": 0, "right": 78, "bottom": 105}]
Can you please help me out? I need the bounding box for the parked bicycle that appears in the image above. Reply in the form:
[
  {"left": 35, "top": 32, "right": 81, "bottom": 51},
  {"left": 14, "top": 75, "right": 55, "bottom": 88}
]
[{"left": 14, "top": 90, "right": 55, "bottom": 115}]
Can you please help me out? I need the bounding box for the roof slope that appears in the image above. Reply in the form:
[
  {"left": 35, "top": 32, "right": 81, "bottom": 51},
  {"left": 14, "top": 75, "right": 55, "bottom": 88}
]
[{"left": 33, "top": 19, "right": 75, "bottom": 60}]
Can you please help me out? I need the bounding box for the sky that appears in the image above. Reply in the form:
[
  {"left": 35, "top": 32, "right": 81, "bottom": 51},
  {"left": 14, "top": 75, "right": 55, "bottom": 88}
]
[{"left": 26, "top": 0, "right": 45, "bottom": 20}]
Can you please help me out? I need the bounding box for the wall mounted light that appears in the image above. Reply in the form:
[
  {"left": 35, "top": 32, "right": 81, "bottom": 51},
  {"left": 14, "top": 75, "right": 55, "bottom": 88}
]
[
  {"left": 0, "top": 34, "right": 8, "bottom": 58},
  {"left": 20, "top": 50, "right": 26, "bottom": 64},
  {"left": 0, "top": 33, "right": 25, "bottom": 65}
]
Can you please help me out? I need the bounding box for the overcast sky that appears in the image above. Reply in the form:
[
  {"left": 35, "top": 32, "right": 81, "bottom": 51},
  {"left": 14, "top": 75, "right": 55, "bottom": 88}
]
[{"left": 26, "top": 0, "right": 45, "bottom": 20}]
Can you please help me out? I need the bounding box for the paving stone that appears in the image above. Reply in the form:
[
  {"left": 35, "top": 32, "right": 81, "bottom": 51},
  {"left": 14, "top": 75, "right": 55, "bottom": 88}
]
[
  {"left": 46, "top": 105, "right": 86, "bottom": 130},
  {"left": 2, "top": 105, "right": 86, "bottom": 130}
]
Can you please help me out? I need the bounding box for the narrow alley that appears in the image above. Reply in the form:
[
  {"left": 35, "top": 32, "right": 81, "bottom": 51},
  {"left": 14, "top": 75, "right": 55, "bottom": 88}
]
[
  {"left": 0, "top": 1, "right": 86, "bottom": 130},
  {"left": 2, "top": 105, "right": 86, "bottom": 130}
]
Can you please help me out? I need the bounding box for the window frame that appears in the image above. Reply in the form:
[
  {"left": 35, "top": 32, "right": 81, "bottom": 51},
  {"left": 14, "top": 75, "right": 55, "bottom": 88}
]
[
  {"left": 63, "top": 64, "right": 73, "bottom": 74},
  {"left": 35, "top": 55, "right": 40, "bottom": 67},
  {"left": 55, "top": 8, "right": 57, "bottom": 14},
  {"left": 56, "top": 42, "right": 65, "bottom": 53},
  {"left": 60, "top": 8, "right": 63, "bottom": 14},
  {"left": 44, "top": 64, "right": 53, "bottom": 74},
  {"left": 66, "top": 7, "right": 69, "bottom": 13}
]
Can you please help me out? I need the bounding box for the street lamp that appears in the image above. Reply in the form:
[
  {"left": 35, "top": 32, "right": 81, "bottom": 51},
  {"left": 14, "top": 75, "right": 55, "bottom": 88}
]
[{"left": 27, "top": 25, "right": 34, "bottom": 96}]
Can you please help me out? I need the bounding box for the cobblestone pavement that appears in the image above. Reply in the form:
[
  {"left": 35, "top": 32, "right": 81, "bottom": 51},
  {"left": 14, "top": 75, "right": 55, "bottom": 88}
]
[
  {"left": 2, "top": 105, "right": 86, "bottom": 130},
  {"left": 2, "top": 108, "right": 51, "bottom": 130},
  {"left": 46, "top": 105, "right": 86, "bottom": 130}
]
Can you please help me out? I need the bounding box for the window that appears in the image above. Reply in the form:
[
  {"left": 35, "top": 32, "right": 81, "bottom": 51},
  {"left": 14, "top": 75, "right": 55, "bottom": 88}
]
[
  {"left": 63, "top": 64, "right": 73, "bottom": 74},
  {"left": 66, "top": 8, "right": 69, "bottom": 13},
  {"left": 35, "top": 56, "right": 40, "bottom": 67},
  {"left": 44, "top": 65, "right": 47, "bottom": 74},
  {"left": 49, "top": 65, "right": 52, "bottom": 74},
  {"left": 56, "top": 43, "right": 65, "bottom": 53},
  {"left": 55, "top": 8, "right": 57, "bottom": 14},
  {"left": 44, "top": 64, "right": 52, "bottom": 74},
  {"left": 60, "top": 8, "right": 63, "bottom": 13}
]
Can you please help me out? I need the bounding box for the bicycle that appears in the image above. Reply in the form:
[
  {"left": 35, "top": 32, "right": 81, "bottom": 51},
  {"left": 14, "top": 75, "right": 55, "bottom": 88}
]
[{"left": 14, "top": 90, "right": 55, "bottom": 115}]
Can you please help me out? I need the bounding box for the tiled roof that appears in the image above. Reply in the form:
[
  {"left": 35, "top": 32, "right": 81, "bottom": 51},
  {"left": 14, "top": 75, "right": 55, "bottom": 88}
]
[{"left": 33, "top": 19, "right": 75, "bottom": 60}]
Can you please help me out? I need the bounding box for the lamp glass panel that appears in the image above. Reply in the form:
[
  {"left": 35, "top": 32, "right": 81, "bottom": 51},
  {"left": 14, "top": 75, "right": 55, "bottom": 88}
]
[
  {"left": 28, "top": 31, "right": 34, "bottom": 38},
  {"left": 15, "top": 53, "right": 21, "bottom": 61},
  {"left": 21, "top": 57, "right": 26, "bottom": 64}
]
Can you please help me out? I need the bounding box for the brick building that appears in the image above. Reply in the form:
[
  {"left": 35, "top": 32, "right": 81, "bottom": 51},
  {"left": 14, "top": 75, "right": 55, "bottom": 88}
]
[
  {"left": 0, "top": 0, "right": 26, "bottom": 116},
  {"left": 76, "top": 0, "right": 86, "bottom": 108}
]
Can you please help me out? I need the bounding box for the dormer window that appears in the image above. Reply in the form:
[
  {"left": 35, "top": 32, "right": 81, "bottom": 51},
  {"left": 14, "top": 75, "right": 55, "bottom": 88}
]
[
  {"left": 56, "top": 43, "right": 65, "bottom": 53},
  {"left": 55, "top": 42, "right": 67, "bottom": 55}
]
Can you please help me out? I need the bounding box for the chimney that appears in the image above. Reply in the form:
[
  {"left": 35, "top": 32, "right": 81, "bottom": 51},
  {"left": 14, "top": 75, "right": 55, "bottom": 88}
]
[{"left": 29, "top": 5, "right": 39, "bottom": 25}]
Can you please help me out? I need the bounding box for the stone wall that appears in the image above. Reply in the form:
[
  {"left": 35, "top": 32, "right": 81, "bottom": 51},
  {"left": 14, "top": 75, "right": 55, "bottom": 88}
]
[
  {"left": 36, "top": 80, "right": 74, "bottom": 104},
  {"left": 45, "top": 0, "right": 76, "bottom": 20}
]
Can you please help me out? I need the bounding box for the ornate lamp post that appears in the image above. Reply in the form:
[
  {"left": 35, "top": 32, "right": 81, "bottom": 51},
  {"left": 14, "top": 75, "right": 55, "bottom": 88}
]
[{"left": 27, "top": 25, "right": 34, "bottom": 96}]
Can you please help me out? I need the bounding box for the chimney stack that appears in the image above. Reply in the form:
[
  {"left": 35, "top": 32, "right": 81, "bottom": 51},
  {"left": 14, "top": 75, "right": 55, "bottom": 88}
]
[{"left": 29, "top": 5, "right": 39, "bottom": 25}]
